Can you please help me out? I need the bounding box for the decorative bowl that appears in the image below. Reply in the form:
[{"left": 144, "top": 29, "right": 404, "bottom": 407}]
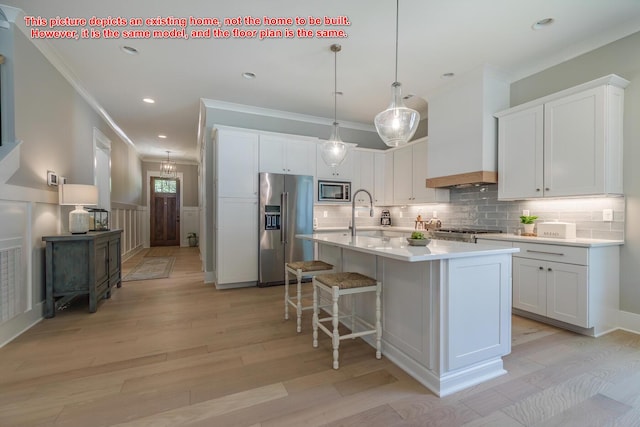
[{"left": 407, "top": 238, "right": 430, "bottom": 246}]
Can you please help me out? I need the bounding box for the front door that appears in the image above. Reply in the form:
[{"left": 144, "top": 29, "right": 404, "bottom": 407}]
[{"left": 150, "top": 177, "right": 180, "bottom": 246}]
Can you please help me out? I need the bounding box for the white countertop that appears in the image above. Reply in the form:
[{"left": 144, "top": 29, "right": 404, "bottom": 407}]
[
  {"left": 297, "top": 232, "right": 519, "bottom": 262},
  {"left": 477, "top": 233, "right": 624, "bottom": 248}
]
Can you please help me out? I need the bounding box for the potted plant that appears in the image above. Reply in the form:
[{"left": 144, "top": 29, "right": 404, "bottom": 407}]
[
  {"left": 187, "top": 232, "right": 198, "bottom": 247},
  {"left": 520, "top": 215, "right": 538, "bottom": 235}
]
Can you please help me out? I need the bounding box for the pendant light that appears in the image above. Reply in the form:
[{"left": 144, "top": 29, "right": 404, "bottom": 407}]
[
  {"left": 374, "top": 0, "right": 420, "bottom": 147},
  {"left": 160, "top": 150, "right": 177, "bottom": 178},
  {"left": 320, "top": 44, "right": 349, "bottom": 168}
]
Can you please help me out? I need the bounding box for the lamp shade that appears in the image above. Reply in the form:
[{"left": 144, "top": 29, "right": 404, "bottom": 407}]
[
  {"left": 320, "top": 123, "right": 349, "bottom": 167},
  {"left": 58, "top": 184, "right": 98, "bottom": 234},
  {"left": 374, "top": 82, "right": 420, "bottom": 147},
  {"left": 59, "top": 184, "right": 98, "bottom": 206}
]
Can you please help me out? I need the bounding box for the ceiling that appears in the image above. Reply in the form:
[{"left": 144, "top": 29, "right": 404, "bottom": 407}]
[{"left": 3, "top": 0, "right": 640, "bottom": 161}]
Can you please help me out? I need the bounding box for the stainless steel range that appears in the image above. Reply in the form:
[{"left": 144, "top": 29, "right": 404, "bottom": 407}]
[{"left": 427, "top": 228, "right": 502, "bottom": 243}]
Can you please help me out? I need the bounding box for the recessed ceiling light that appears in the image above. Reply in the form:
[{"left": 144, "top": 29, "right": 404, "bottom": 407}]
[
  {"left": 143, "top": 98, "right": 155, "bottom": 104},
  {"left": 441, "top": 72, "right": 455, "bottom": 79},
  {"left": 242, "top": 72, "right": 256, "bottom": 79},
  {"left": 158, "top": 134, "right": 167, "bottom": 139},
  {"left": 120, "top": 45, "right": 139, "bottom": 55},
  {"left": 532, "top": 18, "right": 554, "bottom": 30}
]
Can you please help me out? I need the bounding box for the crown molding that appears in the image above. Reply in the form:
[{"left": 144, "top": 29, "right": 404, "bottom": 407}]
[
  {"left": 10, "top": 8, "right": 137, "bottom": 152},
  {"left": 201, "top": 98, "right": 377, "bottom": 133}
]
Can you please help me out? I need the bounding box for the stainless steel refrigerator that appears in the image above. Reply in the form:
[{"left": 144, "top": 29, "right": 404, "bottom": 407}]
[{"left": 259, "top": 173, "right": 314, "bottom": 287}]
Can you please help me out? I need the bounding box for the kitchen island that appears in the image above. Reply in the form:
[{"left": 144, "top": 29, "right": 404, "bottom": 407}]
[{"left": 297, "top": 232, "right": 519, "bottom": 397}]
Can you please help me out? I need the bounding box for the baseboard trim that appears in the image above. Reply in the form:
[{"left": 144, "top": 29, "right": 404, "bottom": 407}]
[
  {"left": 618, "top": 310, "right": 640, "bottom": 335},
  {"left": 122, "top": 245, "right": 145, "bottom": 262},
  {"left": 0, "top": 302, "right": 44, "bottom": 348}
]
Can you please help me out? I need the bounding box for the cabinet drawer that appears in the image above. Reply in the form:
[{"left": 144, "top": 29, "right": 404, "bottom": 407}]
[{"left": 513, "top": 242, "right": 588, "bottom": 265}]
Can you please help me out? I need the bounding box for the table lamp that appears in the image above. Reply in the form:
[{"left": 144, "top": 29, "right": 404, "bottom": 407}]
[{"left": 58, "top": 184, "right": 98, "bottom": 234}]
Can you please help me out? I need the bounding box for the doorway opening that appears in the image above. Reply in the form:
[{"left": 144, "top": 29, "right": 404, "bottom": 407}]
[{"left": 150, "top": 177, "right": 180, "bottom": 246}]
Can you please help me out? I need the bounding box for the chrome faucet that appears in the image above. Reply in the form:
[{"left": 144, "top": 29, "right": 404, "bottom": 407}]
[{"left": 351, "top": 189, "right": 374, "bottom": 236}]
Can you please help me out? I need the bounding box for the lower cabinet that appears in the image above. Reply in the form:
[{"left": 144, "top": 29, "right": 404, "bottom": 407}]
[
  {"left": 513, "top": 257, "right": 588, "bottom": 327},
  {"left": 510, "top": 241, "right": 619, "bottom": 336},
  {"left": 43, "top": 230, "right": 122, "bottom": 318}
]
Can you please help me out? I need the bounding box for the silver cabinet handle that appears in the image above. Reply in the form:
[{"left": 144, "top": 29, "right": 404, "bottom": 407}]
[
  {"left": 536, "top": 188, "right": 541, "bottom": 192},
  {"left": 548, "top": 268, "right": 552, "bottom": 271},
  {"left": 526, "top": 249, "right": 565, "bottom": 256},
  {"left": 539, "top": 266, "right": 544, "bottom": 270},
  {"left": 545, "top": 188, "right": 550, "bottom": 191}
]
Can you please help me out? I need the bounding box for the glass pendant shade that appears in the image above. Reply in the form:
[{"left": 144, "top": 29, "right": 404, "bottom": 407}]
[
  {"left": 375, "top": 81, "right": 420, "bottom": 147},
  {"left": 321, "top": 122, "right": 348, "bottom": 167}
]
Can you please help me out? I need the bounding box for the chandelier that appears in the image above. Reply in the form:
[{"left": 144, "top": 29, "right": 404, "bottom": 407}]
[{"left": 160, "top": 151, "right": 177, "bottom": 178}]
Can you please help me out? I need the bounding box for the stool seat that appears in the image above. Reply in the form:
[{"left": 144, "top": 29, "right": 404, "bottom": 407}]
[
  {"left": 285, "top": 260, "right": 335, "bottom": 333},
  {"left": 287, "top": 260, "right": 334, "bottom": 273},
  {"left": 314, "top": 272, "right": 377, "bottom": 289},
  {"left": 312, "top": 272, "right": 382, "bottom": 369}
]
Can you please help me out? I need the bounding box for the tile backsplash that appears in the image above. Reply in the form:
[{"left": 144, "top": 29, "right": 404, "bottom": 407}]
[{"left": 314, "top": 184, "right": 625, "bottom": 240}]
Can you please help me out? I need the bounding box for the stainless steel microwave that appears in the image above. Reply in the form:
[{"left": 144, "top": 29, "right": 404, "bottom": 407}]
[{"left": 318, "top": 180, "right": 351, "bottom": 202}]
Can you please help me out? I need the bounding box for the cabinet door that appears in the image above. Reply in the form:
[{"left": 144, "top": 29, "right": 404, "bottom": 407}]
[
  {"left": 498, "top": 105, "right": 544, "bottom": 199},
  {"left": 258, "top": 135, "right": 287, "bottom": 174},
  {"left": 217, "top": 198, "right": 258, "bottom": 284},
  {"left": 355, "top": 151, "right": 375, "bottom": 203},
  {"left": 374, "top": 152, "right": 386, "bottom": 205},
  {"left": 512, "top": 257, "right": 547, "bottom": 316},
  {"left": 384, "top": 152, "right": 394, "bottom": 205},
  {"left": 286, "top": 139, "right": 316, "bottom": 175},
  {"left": 217, "top": 129, "right": 259, "bottom": 198},
  {"left": 412, "top": 140, "right": 449, "bottom": 203},
  {"left": 393, "top": 146, "right": 413, "bottom": 204},
  {"left": 546, "top": 262, "right": 589, "bottom": 327},
  {"left": 108, "top": 235, "right": 121, "bottom": 286},
  {"left": 544, "top": 87, "right": 605, "bottom": 197}
]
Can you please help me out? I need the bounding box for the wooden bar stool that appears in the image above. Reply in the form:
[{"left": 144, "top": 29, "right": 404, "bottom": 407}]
[
  {"left": 312, "top": 272, "right": 382, "bottom": 369},
  {"left": 285, "top": 260, "right": 334, "bottom": 332}
]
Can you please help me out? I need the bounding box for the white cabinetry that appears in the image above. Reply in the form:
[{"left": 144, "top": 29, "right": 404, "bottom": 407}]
[
  {"left": 511, "top": 241, "right": 619, "bottom": 336},
  {"left": 217, "top": 128, "right": 259, "bottom": 198},
  {"left": 352, "top": 150, "right": 376, "bottom": 204},
  {"left": 374, "top": 152, "right": 387, "bottom": 205},
  {"left": 259, "top": 133, "right": 317, "bottom": 175},
  {"left": 497, "top": 74, "right": 628, "bottom": 200},
  {"left": 215, "top": 126, "right": 260, "bottom": 288},
  {"left": 316, "top": 143, "right": 354, "bottom": 180},
  {"left": 217, "top": 198, "right": 258, "bottom": 284},
  {"left": 393, "top": 139, "right": 449, "bottom": 204}
]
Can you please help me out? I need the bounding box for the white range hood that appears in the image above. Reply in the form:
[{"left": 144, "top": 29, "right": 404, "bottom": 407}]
[{"left": 425, "top": 64, "right": 510, "bottom": 188}]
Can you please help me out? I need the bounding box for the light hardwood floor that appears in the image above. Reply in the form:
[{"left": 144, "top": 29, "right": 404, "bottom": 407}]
[{"left": 1, "top": 247, "right": 639, "bottom": 426}]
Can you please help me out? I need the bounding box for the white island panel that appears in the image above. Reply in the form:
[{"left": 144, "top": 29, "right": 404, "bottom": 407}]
[{"left": 301, "top": 232, "right": 518, "bottom": 397}]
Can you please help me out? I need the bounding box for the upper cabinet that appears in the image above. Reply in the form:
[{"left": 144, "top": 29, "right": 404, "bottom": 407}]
[
  {"left": 426, "top": 65, "right": 510, "bottom": 188},
  {"left": 496, "top": 75, "right": 628, "bottom": 200},
  {"left": 352, "top": 149, "right": 377, "bottom": 204},
  {"left": 217, "top": 127, "right": 259, "bottom": 198},
  {"left": 393, "top": 139, "right": 450, "bottom": 204},
  {"left": 316, "top": 143, "right": 355, "bottom": 180},
  {"left": 259, "top": 133, "right": 317, "bottom": 176}
]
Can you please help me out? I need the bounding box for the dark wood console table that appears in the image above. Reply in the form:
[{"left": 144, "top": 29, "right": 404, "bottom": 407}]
[{"left": 42, "top": 230, "right": 122, "bottom": 318}]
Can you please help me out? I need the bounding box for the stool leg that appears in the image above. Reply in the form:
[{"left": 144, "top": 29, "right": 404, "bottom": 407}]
[
  {"left": 312, "top": 281, "right": 319, "bottom": 348},
  {"left": 332, "top": 286, "right": 340, "bottom": 369},
  {"left": 375, "top": 282, "right": 382, "bottom": 360},
  {"left": 284, "top": 266, "right": 289, "bottom": 320},
  {"left": 296, "top": 269, "right": 303, "bottom": 333},
  {"left": 351, "top": 296, "right": 356, "bottom": 337}
]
